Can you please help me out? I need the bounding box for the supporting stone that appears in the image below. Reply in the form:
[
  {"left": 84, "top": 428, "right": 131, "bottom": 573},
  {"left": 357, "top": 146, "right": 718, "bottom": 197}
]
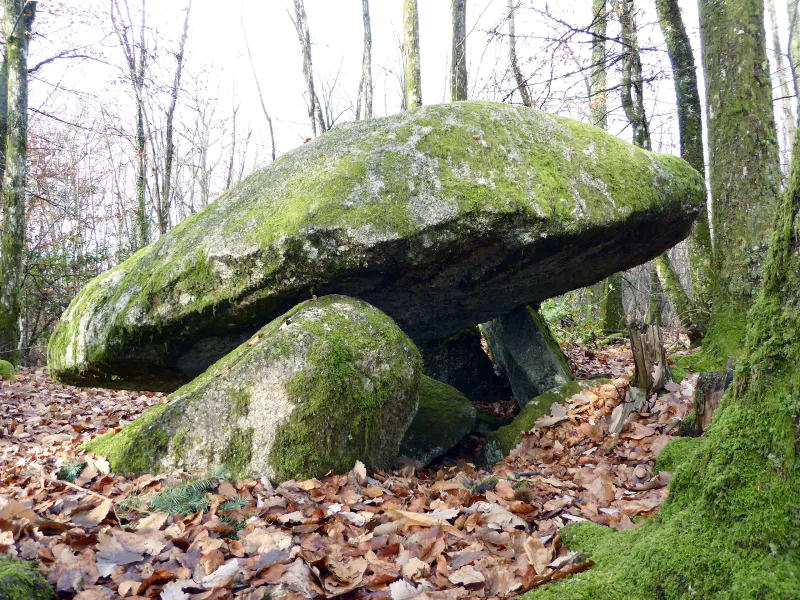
[
  {"left": 481, "top": 306, "right": 573, "bottom": 408},
  {"left": 418, "top": 327, "right": 508, "bottom": 401}
]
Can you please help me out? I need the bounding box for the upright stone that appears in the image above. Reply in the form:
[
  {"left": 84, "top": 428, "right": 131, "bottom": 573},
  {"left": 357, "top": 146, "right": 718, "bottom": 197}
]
[
  {"left": 84, "top": 296, "right": 422, "bottom": 483},
  {"left": 482, "top": 306, "right": 573, "bottom": 407},
  {"left": 418, "top": 328, "right": 508, "bottom": 400}
]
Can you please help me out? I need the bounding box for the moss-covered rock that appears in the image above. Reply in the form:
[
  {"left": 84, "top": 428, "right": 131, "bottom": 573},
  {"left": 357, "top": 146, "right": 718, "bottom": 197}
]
[
  {"left": 49, "top": 101, "right": 704, "bottom": 391},
  {"left": 0, "top": 556, "right": 52, "bottom": 600},
  {"left": 418, "top": 327, "right": 508, "bottom": 401},
  {"left": 398, "top": 375, "right": 476, "bottom": 465},
  {"left": 0, "top": 360, "right": 16, "bottom": 381},
  {"left": 481, "top": 306, "right": 573, "bottom": 407},
  {"left": 478, "top": 380, "right": 601, "bottom": 466},
  {"left": 83, "top": 295, "right": 422, "bottom": 482}
]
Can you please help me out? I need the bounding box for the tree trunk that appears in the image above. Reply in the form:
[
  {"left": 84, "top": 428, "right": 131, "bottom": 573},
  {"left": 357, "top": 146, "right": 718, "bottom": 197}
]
[
  {"left": 699, "top": 0, "right": 781, "bottom": 363},
  {"left": 619, "top": 0, "right": 650, "bottom": 149},
  {"left": 403, "top": 0, "right": 422, "bottom": 109},
  {"left": 768, "top": 0, "right": 797, "bottom": 173},
  {"left": 526, "top": 38, "right": 800, "bottom": 596},
  {"left": 653, "top": 253, "right": 703, "bottom": 343},
  {"left": 0, "top": 0, "right": 35, "bottom": 365},
  {"left": 600, "top": 271, "right": 625, "bottom": 334},
  {"left": 507, "top": 0, "right": 531, "bottom": 107},
  {"left": 291, "top": 0, "right": 326, "bottom": 135},
  {"left": 356, "top": 0, "right": 373, "bottom": 119},
  {"left": 160, "top": 0, "right": 191, "bottom": 236},
  {"left": 654, "top": 0, "right": 713, "bottom": 339},
  {"left": 789, "top": 0, "right": 800, "bottom": 113},
  {"left": 590, "top": 0, "right": 625, "bottom": 332},
  {"left": 450, "top": 0, "right": 467, "bottom": 101},
  {"left": 589, "top": 0, "right": 607, "bottom": 128},
  {"left": 629, "top": 323, "right": 668, "bottom": 396},
  {"left": 0, "top": 60, "right": 8, "bottom": 181}
]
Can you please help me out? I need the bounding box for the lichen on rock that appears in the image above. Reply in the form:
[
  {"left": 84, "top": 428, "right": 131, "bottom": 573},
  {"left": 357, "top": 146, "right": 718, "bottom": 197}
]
[
  {"left": 398, "top": 375, "right": 476, "bottom": 465},
  {"left": 84, "top": 295, "right": 423, "bottom": 483},
  {"left": 48, "top": 101, "right": 704, "bottom": 392}
]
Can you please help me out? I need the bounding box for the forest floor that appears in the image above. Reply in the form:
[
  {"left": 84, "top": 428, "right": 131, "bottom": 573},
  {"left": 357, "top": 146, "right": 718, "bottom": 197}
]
[{"left": 0, "top": 341, "right": 697, "bottom": 600}]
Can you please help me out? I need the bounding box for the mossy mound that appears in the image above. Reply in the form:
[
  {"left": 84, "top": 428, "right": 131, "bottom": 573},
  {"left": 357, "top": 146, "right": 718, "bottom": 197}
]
[
  {"left": 0, "top": 556, "right": 52, "bottom": 600},
  {"left": 49, "top": 101, "right": 704, "bottom": 391},
  {"left": 478, "top": 380, "right": 601, "bottom": 466},
  {"left": 482, "top": 306, "right": 573, "bottom": 407},
  {"left": 84, "top": 295, "right": 423, "bottom": 482},
  {"left": 398, "top": 375, "right": 476, "bottom": 465},
  {"left": 0, "top": 360, "right": 16, "bottom": 381}
]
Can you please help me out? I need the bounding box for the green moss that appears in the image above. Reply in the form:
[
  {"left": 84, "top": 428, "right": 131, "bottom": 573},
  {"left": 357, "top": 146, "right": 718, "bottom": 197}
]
[
  {"left": 0, "top": 360, "right": 16, "bottom": 381},
  {"left": 171, "top": 431, "right": 187, "bottom": 463},
  {"left": 0, "top": 555, "right": 53, "bottom": 600},
  {"left": 399, "top": 375, "right": 476, "bottom": 464},
  {"left": 269, "top": 296, "right": 422, "bottom": 481},
  {"left": 83, "top": 404, "right": 170, "bottom": 473},
  {"left": 654, "top": 436, "right": 704, "bottom": 473},
  {"left": 221, "top": 428, "right": 254, "bottom": 480},
  {"left": 230, "top": 388, "right": 251, "bottom": 418},
  {"left": 523, "top": 172, "right": 800, "bottom": 597},
  {"left": 676, "top": 409, "right": 698, "bottom": 437},
  {"left": 479, "top": 380, "right": 599, "bottom": 466}
]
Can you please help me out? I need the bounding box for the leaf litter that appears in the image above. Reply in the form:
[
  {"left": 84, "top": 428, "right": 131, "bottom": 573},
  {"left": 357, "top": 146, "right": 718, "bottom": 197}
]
[{"left": 1, "top": 351, "right": 696, "bottom": 600}]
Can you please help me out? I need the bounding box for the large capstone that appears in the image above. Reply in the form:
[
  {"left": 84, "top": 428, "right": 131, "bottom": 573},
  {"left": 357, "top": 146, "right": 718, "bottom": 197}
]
[
  {"left": 83, "top": 295, "right": 422, "bottom": 483},
  {"left": 49, "top": 101, "right": 704, "bottom": 391},
  {"left": 481, "top": 306, "right": 573, "bottom": 407}
]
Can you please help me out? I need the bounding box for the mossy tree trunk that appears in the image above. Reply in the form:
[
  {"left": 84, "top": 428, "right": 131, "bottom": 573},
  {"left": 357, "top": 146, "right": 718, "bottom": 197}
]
[
  {"left": 0, "top": 0, "right": 35, "bottom": 366},
  {"left": 403, "top": 0, "right": 422, "bottom": 109},
  {"left": 450, "top": 0, "right": 467, "bottom": 102},
  {"left": 527, "top": 33, "right": 800, "bottom": 600},
  {"left": 619, "top": 0, "right": 650, "bottom": 150},
  {"left": 654, "top": 0, "right": 712, "bottom": 340},
  {"left": 589, "top": 0, "right": 607, "bottom": 129},
  {"left": 654, "top": 253, "right": 703, "bottom": 343},
  {"left": 356, "top": 0, "right": 373, "bottom": 120},
  {"left": 699, "top": 0, "right": 781, "bottom": 364},
  {"left": 600, "top": 272, "right": 625, "bottom": 334},
  {"left": 590, "top": 0, "right": 626, "bottom": 332},
  {"left": 506, "top": 0, "right": 532, "bottom": 107}
]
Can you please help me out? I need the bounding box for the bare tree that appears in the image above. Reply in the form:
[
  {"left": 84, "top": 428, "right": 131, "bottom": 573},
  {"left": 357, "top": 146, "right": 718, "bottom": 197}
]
[
  {"left": 507, "top": 0, "right": 532, "bottom": 107},
  {"left": 356, "top": 0, "right": 373, "bottom": 119},
  {"left": 289, "top": 0, "right": 326, "bottom": 135},
  {"left": 110, "top": 0, "right": 149, "bottom": 250},
  {"left": 451, "top": 0, "right": 467, "bottom": 101},
  {"left": 767, "top": 0, "right": 796, "bottom": 173},
  {"left": 241, "top": 13, "right": 276, "bottom": 160},
  {"left": 0, "top": 0, "right": 36, "bottom": 363},
  {"left": 403, "top": 0, "right": 422, "bottom": 109},
  {"left": 158, "top": 0, "right": 191, "bottom": 236}
]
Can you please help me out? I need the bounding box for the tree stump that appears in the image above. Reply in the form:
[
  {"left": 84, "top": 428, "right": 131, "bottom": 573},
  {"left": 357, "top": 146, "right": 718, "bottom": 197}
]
[
  {"left": 693, "top": 368, "right": 734, "bottom": 434},
  {"left": 629, "top": 323, "right": 668, "bottom": 396}
]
